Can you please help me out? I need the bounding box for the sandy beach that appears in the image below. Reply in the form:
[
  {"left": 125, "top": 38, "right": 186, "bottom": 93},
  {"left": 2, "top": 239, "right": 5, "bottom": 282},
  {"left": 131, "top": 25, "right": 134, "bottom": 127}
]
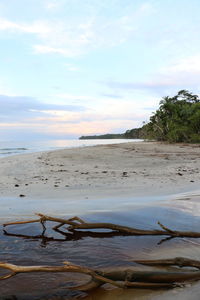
[
  {"left": 1, "top": 141, "right": 200, "bottom": 300},
  {"left": 0, "top": 141, "right": 200, "bottom": 201}
]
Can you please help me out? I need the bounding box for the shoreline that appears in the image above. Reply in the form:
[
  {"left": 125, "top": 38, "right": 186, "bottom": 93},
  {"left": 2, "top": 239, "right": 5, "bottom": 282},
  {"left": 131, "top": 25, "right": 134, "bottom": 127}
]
[
  {"left": 0, "top": 140, "right": 200, "bottom": 222},
  {"left": 0, "top": 138, "right": 141, "bottom": 158},
  {"left": 0, "top": 141, "right": 199, "bottom": 201}
]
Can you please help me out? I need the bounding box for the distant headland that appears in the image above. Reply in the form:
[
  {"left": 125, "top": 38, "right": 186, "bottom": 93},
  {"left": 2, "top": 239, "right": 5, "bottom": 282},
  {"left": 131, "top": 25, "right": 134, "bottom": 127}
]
[{"left": 79, "top": 128, "right": 143, "bottom": 140}]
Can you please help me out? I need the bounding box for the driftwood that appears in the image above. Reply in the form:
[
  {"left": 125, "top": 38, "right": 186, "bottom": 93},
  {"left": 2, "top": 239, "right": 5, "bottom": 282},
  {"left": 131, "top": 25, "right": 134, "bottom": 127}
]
[
  {"left": 3, "top": 213, "right": 200, "bottom": 239},
  {"left": 3, "top": 214, "right": 200, "bottom": 292},
  {"left": 1, "top": 258, "right": 200, "bottom": 291},
  {"left": 134, "top": 257, "right": 200, "bottom": 269}
]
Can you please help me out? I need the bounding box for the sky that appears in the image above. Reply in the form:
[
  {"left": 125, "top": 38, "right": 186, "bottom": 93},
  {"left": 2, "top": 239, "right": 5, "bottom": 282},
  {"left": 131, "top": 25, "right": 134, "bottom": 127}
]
[{"left": 0, "top": 0, "right": 200, "bottom": 140}]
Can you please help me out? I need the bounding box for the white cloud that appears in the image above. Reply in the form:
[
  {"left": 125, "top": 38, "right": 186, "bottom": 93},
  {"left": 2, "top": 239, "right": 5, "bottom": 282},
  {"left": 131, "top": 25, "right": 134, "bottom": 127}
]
[
  {"left": 0, "top": 93, "right": 149, "bottom": 138},
  {"left": 0, "top": 91, "right": 151, "bottom": 138},
  {"left": 152, "top": 54, "right": 200, "bottom": 89},
  {"left": 0, "top": 18, "right": 51, "bottom": 36},
  {"left": 0, "top": 2, "right": 156, "bottom": 57},
  {"left": 43, "top": 119, "right": 140, "bottom": 135},
  {"left": 139, "top": 2, "right": 155, "bottom": 13},
  {"left": 161, "top": 55, "right": 200, "bottom": 75},
  {"left": 34, "top": 45, "right": 71, "bottom": 55},
  {"left": 0, "top": 118, "right": 140, "bottom": 137},
  {"left": 44, "top": 0, "right": 61, "bottom": 10},
  {"left": 106, "top": 53, "right": 200, "bottom": 95},
  {"left": 64, "top": 63, "right": 80, "bottom": 72}
]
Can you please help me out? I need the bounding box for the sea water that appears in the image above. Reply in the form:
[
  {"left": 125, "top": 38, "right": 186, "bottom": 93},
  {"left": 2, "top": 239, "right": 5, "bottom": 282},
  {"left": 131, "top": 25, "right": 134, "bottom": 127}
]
[{"left": 0, "top": 138, "right": 143, "bottom": 158}]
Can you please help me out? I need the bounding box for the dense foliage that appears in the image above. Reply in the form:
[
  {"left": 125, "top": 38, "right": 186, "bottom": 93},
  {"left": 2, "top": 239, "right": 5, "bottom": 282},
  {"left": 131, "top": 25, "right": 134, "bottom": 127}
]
[
  {"left": 123, "top": 128, "right": 143, "bottom": 139},
  {"left": 142, "top": 90, "right": 200, "bottom": 143},
  {"left": 79, "top": 129, "right": 143, "bottom": 139}
]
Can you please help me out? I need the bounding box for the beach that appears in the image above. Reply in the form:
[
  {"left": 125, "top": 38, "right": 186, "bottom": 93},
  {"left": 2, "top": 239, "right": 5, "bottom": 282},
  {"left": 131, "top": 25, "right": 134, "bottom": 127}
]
[
  {"left": 1, "top": 141, "right": 200, "bottom": 299},
  {"left": 0, "top": 141, "right": 200, "bottom": 202}
]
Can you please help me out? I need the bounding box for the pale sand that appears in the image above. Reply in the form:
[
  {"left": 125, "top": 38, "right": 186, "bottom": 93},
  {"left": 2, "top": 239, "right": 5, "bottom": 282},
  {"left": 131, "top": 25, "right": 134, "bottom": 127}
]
[{"left": 0, "top": 141, "right": 199, "bottom": 200}]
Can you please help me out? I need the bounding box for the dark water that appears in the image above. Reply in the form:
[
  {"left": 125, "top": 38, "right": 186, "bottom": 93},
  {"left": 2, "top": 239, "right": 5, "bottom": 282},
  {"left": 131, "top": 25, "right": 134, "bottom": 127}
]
[{"left": 1, "top": 202, "right": 200, "bottom": 299}]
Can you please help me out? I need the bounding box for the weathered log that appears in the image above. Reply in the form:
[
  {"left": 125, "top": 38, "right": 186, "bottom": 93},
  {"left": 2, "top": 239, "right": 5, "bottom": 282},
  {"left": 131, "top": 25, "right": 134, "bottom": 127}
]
[
  {"left": 2, "top": 257, "right": 200, "bottom": 290},
  {"left": 0, "top": 260, "right": 199, "bottom": 291}
]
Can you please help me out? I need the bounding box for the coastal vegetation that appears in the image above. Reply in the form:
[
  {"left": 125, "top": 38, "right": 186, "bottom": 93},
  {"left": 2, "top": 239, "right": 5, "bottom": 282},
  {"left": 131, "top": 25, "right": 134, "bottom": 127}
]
[
  {"left": 79, "top": 133, "right": 124, "bottom": 139},
  {"left": 142, "top": 90, "right": 200, "bottom": 143},
  {"left": 79, "top": 128, "right": 143, "bottom": 140},
  {"left": 80, "top": 90, "right": 200, "bottom": 143}
]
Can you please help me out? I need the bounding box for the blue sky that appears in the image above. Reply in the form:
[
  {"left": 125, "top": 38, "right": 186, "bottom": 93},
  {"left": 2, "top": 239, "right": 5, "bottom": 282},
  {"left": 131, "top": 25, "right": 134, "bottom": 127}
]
[{"left": 0, "top": 0, "right": 200, "bottom": 140}]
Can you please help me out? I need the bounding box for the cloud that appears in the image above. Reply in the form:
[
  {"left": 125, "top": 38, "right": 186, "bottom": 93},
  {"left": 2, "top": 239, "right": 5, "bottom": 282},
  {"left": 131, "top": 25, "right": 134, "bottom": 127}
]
[
  {"left": 0, "top": 92, "right": 150, "bottom": 139},
  {"left": 160, "top": 55, "right": 200, "bottom": 82},
  {"left": 105, "top": 54, "right": 200, "bottom": 96},
  {"left": 106, "top": 80, "right": 173, "bottom": 91},
  {"left": 64, "top": 63, "right": 80, "bottom": 72},
  {"left": 155, "top": 54, "right": 200, "bottom": 91},
  {"left": 43, "top": 119, "right": 141, "bottom": 136},
  {"left": 34, "top": 45, "right": 70, "bottom": 56},
  {"left": 44, "top": 0, "right": 64, "bottom": 11},
  {"left": 0, "top": 118, "right": 141, "bottom": 138},
  {"left": 33, "top": 108, "right": 146, "bottom": 124},
  {"left": 0, "top": 18, "right": 51, "bottom": 36},
  {"left": 54, "top": 92, "right": 157, "bottom": 113},
  {"left": 0, "top": 94, "right": 86, "bottom": 121},
  {"left": 100, "top": 93, "right": 122, "bottom": 99},
  {"left": 0, "top": 103, "right": 146, "bottom": 139},
  {"left": 0, "top": 2, "right": 156, "bottom": 57}
]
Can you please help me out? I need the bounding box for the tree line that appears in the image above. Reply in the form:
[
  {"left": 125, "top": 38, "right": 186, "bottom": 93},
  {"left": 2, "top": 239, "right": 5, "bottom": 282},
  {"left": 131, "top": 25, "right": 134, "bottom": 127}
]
[
  {"left": 139, "top": 90, "right": 200, "bottom": 143},
  {"left": 80, "top": 90, "right": 200, "bottom": 143}
]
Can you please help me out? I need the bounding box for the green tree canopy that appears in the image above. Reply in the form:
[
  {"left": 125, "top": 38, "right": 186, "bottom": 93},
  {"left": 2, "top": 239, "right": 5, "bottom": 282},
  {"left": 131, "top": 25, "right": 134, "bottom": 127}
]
[{"left": 143, "top": 90, "right": 200, "bottom": 143}]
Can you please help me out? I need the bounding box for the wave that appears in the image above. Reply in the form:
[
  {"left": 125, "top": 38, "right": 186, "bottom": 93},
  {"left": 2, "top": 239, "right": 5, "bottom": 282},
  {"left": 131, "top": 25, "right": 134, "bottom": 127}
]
[{"left": 0, "top": 148, "right": 28, "bottom": 151}]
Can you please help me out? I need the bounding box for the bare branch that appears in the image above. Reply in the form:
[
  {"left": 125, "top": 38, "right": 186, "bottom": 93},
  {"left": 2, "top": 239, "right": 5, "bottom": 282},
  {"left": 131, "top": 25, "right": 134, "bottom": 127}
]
[
  {"left": 68, "top": 216, "right": 86, "bottom": 224},
  {"left": 157, "top": 221, "right": 175, "bottom": 234},
  {"left": 4, "top": 214, "right": 200, "bottom": 239}
]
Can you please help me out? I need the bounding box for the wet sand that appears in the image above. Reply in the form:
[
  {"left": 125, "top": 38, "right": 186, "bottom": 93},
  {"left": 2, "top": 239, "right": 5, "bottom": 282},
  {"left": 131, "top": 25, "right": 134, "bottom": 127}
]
[{"left": 0, "top": 141, "right": 200, "bottom": 299}]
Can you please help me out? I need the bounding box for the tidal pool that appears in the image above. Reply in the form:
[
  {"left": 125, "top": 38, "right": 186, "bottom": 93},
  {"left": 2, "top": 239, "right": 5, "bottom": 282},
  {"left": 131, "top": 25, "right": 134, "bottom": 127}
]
[{"left": 1, "top": 191, "right": 200, "bottom": 299}]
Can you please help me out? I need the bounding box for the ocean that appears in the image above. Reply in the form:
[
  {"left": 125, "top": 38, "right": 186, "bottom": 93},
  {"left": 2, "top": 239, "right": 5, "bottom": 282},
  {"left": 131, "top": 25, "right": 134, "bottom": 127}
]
[{"left": 0, "top": 138, "right": 143, "bottom": 158}]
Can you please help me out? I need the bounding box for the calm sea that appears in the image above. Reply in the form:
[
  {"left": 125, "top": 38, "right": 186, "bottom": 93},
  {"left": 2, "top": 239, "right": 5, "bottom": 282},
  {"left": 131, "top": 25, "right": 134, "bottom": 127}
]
[{"left": 0, "top": 139, "right": 143, "bottom": 158}]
